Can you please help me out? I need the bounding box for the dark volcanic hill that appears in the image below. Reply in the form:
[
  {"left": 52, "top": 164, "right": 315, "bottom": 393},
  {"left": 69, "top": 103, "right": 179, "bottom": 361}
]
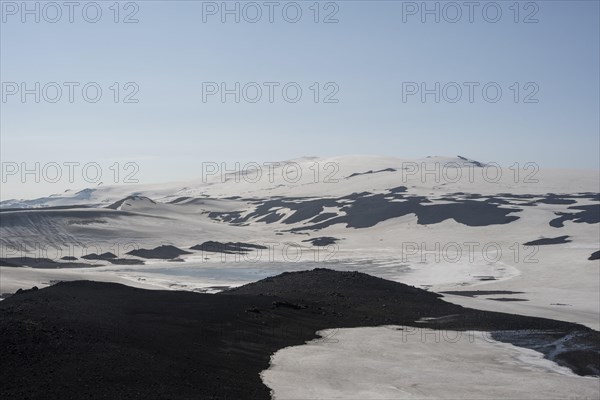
[{"left": 1, "top": 269, "right": 598, "bottom": 400}]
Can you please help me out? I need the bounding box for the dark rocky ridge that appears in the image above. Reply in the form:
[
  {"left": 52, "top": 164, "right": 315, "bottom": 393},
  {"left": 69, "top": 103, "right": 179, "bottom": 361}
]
[
  {"left": 523, "top": 236, "right": 571, "bottom": 246},
  {"left": 0, "top": 257, "right": 95, "bottom": 269},
  {"left": 301, "top": 236, "right": 339, "bottom": 246},
  {"left": 190, "top": 241, "right": 268, "bottom": 254},
  {"left": 106, "top": 195, "right": 156, "bottom": 209},
  {"left": 81, "top": 252, "right": 118, "bottom": 260},
  {"left": 126, "top": 245, "right": 191, "bottom": 259},
  {"left": 203, "top": 191, "right": 599, "bottom": 231},
  {"left": 208, "top": 193, "right": 523, "bottom": 230},
  {"left": 1, "top": 269, "right": 598, "bottom": 400},
  {"left": 345, "top": 168, "right": 396, "bottom": 179},
  {"left": 550, "top": 204, "right": 599, "bottom": 227}
]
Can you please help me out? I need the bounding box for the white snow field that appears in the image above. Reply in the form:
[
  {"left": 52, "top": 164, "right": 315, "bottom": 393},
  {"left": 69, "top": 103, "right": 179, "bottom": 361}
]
[
  {"left": 1, "top": 155, "right": 599, "bottom": 331},
  {"left": 261, "top": 326, "right": 600, "bottom": 400}
]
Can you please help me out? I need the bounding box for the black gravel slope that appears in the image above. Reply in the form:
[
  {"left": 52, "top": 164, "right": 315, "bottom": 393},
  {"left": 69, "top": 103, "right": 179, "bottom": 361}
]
[{"left": 1, "top": 269, "right": 598, "bottom": 400}]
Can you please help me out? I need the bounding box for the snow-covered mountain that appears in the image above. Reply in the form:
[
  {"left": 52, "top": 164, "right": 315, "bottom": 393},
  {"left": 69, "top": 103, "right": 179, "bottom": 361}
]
[
  {"left": 1, "top": 155, "right": 599, "bottom": 329},
  {"left": 1, "top": 155, "right": 597, "bottom": 249},
  {"left": 3, "top": 155, "right": 597, "bottom": 208}
]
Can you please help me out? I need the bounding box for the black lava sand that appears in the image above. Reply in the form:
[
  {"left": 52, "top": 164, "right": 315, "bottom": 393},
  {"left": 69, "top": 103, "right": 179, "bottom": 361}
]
[{"left": 1, "top": 269, "right": 598, "bottom": 400}]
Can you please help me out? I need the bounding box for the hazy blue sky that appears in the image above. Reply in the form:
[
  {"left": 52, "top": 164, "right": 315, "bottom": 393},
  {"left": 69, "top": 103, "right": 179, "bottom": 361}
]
[{"left": 1, "top": 0, "right": 599, "bottom": 198}]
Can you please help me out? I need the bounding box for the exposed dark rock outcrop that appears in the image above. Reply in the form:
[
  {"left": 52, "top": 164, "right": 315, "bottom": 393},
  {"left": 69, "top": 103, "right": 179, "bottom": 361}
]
[
  {"left": 81, "top": 252, "right": 118, "bottom": 260},
  {"left": 190, "top": 241, "right": 267, "bottom": 254},
  {"left": 301, "top": 237, "right": 340, "bottom": 246},
  {"left": 126, "top": 245, "right": 191, "bottom": 259},
  {"left": 523, "top": 236, "right": 571, "bottom": 246}
]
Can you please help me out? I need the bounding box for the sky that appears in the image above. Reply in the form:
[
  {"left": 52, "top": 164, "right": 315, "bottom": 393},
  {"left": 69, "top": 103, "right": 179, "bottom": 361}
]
[{"left": 1, "top": 0, "right": 599, "bottom": 199}]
